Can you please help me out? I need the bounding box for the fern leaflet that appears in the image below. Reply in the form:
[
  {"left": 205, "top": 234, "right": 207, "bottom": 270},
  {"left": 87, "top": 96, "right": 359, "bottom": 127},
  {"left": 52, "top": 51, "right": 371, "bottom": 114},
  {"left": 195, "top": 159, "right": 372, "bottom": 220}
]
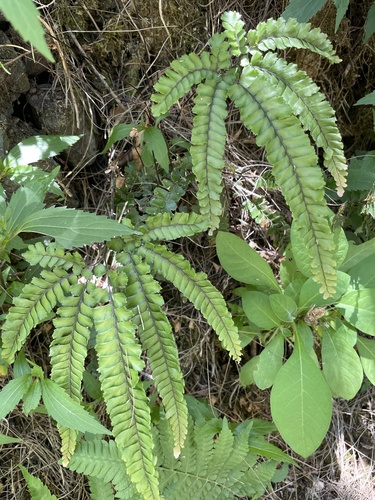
[
  {"left": 139, "top": 243, "right": 242, "bottom": 361},
  {"left": 141, "top": 212, "right": 210, "bottom": 243},
  {"left": 191, "top": 78, "right": 230, "bottom": 231},
  {"left": 93, "top": 289, "right": 160, "bottom": 499},
  {"left": 249, "top": 17, "right": 341, "bottom": 63},
  {"left": 254, "top": 52, "right": 347, "bottom": 195},
  {"left": 151, "top": 52, "right": 217, "bottom": 117},
  {"left": 2, "top": 267, "right": 75, "bottom": 364},
  {"left": 118, "top": 251, "right": 188, "bottom": 458},
  {"left": 228, "top": 73, "right": 336, "bottom": 297}
]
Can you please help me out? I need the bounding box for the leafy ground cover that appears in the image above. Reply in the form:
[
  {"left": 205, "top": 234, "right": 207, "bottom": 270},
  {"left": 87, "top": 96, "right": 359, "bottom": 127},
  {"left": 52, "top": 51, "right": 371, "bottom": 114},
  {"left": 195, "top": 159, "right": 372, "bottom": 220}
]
[{"left": 0, "top": 0, "right": 374, "bottom": 498}]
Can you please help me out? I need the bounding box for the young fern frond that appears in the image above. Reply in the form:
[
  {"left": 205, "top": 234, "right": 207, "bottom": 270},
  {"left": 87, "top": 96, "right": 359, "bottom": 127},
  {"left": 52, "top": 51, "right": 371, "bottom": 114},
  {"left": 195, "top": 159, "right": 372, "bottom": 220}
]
[
  {"left": 141, "top": 212, "right": 210, "bottom": 243},
  {"left": 228, "top": 73, "right": 336, "bottom": 297},
  {"left": 93, "top": 289, "right": 160, "bottom": 500},
  {"left": 139, "top": 243, "right": 242, "bottom": 361},
  {"left": 221, "top": 11, "right": 247, "bottom": 57},
  {"left": 249, "top": 17, "right": 341, "bottom": 63},
  {"left": 151, "top": 52, "right": 217, "bottom": 117},
  {"left": 118, "top": 252, "right": 188, "bottom": 458},
  {"left": 191, "top": 78, "right": 230, "bottom": 231},
  {"left": 1, "top": 267, "right": 75, "bottom": 364},
  {"left": 88, "top": 476, "right": 115, "bottom": 500},
  {"left": 254, "top": 52, "right": 347, "bottom": 195}
]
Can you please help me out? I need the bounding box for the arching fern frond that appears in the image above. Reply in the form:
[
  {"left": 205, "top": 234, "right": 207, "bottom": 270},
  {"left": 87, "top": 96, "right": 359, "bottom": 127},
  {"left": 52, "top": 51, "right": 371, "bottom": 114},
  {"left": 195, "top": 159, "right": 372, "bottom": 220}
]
[
  {"left": 22, "top": 241, "right": 85, "bottom": 271},
  {"left": 68, "top": 439, "right": 140, "bottom": 499},
  {"left": 93, "top": 289, "right": 160, "bottom": 499},
  {"left": 2, "top": 267, "right": 75, "bottom": 364},
  {"left": 151, "top": 52, "right": 217, "bottom": 117},
  {"left": 228, "top": 72, "right": 336, "bottom": 297},
  {"left": 141, "top": 212, "right": 210, "bottom": 243},
  {"left": 191, "top": 78, "right": 230, "bottom": 232},
  {"left": 50, "top": 280, "right": 96, "bottom": 464},
  {"left": 118, "top": 252, "right": 188, "bottom": 458},
  {"left": 248, "top": 17, "right": 341, "bottom": 63},
  {"left": 139, "top": 243, "right": 242, "bottom": 361},
  {"left": 254, "top": 52, "right": 347, "bottom": 195}
]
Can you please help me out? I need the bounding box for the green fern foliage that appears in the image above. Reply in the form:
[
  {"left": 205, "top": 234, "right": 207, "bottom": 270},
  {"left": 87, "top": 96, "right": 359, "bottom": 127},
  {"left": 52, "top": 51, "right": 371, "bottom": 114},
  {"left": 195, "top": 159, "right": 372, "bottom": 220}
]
[
  {"left": 151, "top": 10, "right": 346, "bottom": 297},
  {"left": 139, "top": 243, "right": 242, "bottom": 360},
  {"left": 93, "top": 289, "right": 159, "bottom": 500},
  {"left": 119, "top": 252, "right": 188, "bottom": 458},
  {"left": 68, "top": 409, "right": 282, "bottom": 499}
]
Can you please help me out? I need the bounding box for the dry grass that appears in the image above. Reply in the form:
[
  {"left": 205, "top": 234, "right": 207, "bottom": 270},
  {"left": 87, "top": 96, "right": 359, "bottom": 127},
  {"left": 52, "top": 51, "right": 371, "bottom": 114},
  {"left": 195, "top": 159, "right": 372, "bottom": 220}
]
[{"left": 1, "top": 0, "right": 375, "bottom": 498}]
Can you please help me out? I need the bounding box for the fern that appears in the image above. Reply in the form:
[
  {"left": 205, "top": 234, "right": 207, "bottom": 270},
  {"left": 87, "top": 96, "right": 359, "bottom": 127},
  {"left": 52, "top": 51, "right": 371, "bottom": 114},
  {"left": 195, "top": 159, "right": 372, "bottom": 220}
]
[
  {"left": 93, "top": 289, "right": 160, "bottom": 500},
  {"left": 151, "top": 11, "right": 346, "bottom": 297},
  {"left": 68, "top": 408, "right": 282, "bottom": 499},
  {"left": 139, "top": 243, "right": 242, "bottom": 360},
  {"left": 118, "top": 252, "right": 188, "bottom": 458}
]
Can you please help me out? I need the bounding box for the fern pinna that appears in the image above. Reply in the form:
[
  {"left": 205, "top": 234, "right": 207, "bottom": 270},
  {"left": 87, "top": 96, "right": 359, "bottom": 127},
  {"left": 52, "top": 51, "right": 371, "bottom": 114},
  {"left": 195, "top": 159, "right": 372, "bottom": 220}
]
[
  {"left": 151, "top": 12, "right": 347, "bottom": 298},
  {"left": 1, "top": 212, "right": 241, "bottom": 499}
]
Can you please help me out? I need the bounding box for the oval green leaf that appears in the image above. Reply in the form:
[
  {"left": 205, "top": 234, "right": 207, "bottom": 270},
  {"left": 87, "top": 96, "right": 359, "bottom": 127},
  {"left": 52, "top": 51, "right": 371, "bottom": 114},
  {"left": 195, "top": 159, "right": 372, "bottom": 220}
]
[
  {"left": 270, "top": 333, "right": 332, "bottom": 458},
  {"left": 242, "top": 291, "right": 282, "bottom": 329},
  {"left": 253, "top": 333, "right": 284, "bottom": 389},
  {"left": 269, "top": 294, "right": 297, "bottom": 323},
  {"left": 356, "top": 336, "right": 375, "bottom": 385},
  {"left": 337, "top": 289, "right": 375, "bottom": 336},
  {"left": 216, "top": 232, "right": 280, "bottom": 292}
]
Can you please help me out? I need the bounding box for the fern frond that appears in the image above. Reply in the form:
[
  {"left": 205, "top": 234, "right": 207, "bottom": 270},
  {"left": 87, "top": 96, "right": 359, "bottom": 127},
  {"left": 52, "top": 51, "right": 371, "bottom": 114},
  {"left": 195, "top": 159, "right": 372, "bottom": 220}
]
[
  {"left": 22, "top": 242, "right": 84, "bottom": 271},
  {"left": 254, "top": 52, "right": 347, "bottom": 195},
  {"left": 88, "top": 475, "right": 115, "bottom": 500},
  {"left": 151, "top": 52, "right": 217, "bottom": 117},
  {"left": 249, "top": 17, "right": 341, "bottom": 63},
  {"left": 68, "top": 439, "right": 141, "bottom": 499},
  {"left": 191, "top": 78, "right": 230, "bottom": 232},
  {"left": 118, "top": 252, "right": 188, "bottom": 458},
  {"left": 2, "top": 268, "right": 75, "bottom": 364},
  {"left": 141, "top": 212, "right": 210, "bottom": 242},
  {"left": 139, "top": 243, "right": 242, "bottom": 361},
  {"left": 228, "top": 72, "right": 336, "bottom": 297},
  {"left": 221, "top": 11, "right": 247, "bottom": 57},
  {"left": 93, "top": 290, "right": 160, "bottom": 499},
  {"left": 50, "top": 280, "right": 95, "bottom": 464}
]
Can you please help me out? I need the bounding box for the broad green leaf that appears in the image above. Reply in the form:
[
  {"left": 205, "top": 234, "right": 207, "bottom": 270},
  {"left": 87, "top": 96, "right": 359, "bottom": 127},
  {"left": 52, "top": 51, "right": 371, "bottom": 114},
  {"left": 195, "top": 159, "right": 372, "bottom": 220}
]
[
  {"left": 13, "top": 350, "right": 31, "bottom": 378},
  {"left": 18, "top": 207, "right": 138, "bottom": 248},
  {"left": 279, "top": 244, "right": 305, "bottom": 289},
  {"left": 296, "top": 322, "right": 319, "bottom": 366},
  {"left": 41, "top": 378, "right": 111, "bottom": 435},
  {"left": 0, "top": 0, "right": 54, "bottom": 61},
  {"left": 322, "top": 324, "right": 363, "bottom": 399},
  {"left": 270, "top": 332, "right": 332, "bottom": 457},
  {"left": 101, "top": 123, "right": 140, "bottom": 153},
  {"left": 216, "top": 232, "right": 280, "bottom": 292},
  {"left": 240, "top": 356, "right": 260, "bottom": 386},
  {"left": 336, "top": 289, "right": 375, "bottom": 335},
  {"left": 346, "top": 153, "right": 375, "bottom": 191},
  {"left": 355, "top": 90, "right": 375, "bottom": 106},
  {"left": 249, "top": 436, "right": 297, "bottom": 465},
  {"left": 364, "top": 4, "right": 375, "bottom": 42},
  {"left": 143, "top": 126, "right": 170, "bottom": 172},
  {"left": 23, "top": 379, "right": 42, "bottom": 416},
  {"left": 341, "top": 237, "right": 375, "bottom": 272},
  {"left": 298, "top": 271, "right": 350, "bottom": 308},
  {"left": 0, "top": 434, "right": 22, "bottom": 445},
  {"left": 9, "top": 165, "right": 63, "bottom": 198},
  {"left": 19, "top": 465, "right": 58, "bottom": 500},
  {"left": 0, "top": 374, "right": 31, "bottom": 419},
  {"left": 333, "top": 0, "right": 349, "bottom": 32},
  {"left": 253, "top": 333, "right": 284, "bottom": 389},
  {"left": 282, "top": 0, "right": 327, "bottom": 23},
  {"left": 347, "top": 254, "right": 375, "bottom": 289},
  {"left": 242, "top": 291, "right": 282, "bottom": 329},
  {"left": 3, "top": 136, "right": 81, "bottom": 169},
  {"left": 356, "top": 336, "right": 375, "bottom": 385},
  {"left": 269, "top": 294, "right": 297, "bottom": 323}
]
